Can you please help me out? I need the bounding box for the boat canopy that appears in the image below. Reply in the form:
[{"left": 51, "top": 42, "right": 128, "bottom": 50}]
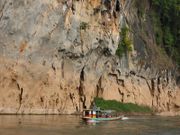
[
  {"left": 83, "top": 109, "right": 116, "bottom": 113},
  {"left": 100, "top": 110, "right": 116, "bottom": 113}
]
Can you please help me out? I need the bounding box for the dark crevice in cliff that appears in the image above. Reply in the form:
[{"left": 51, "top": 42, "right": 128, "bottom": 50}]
[
  {"left": 19, "top": 88, "right": 23, "bottom": 105},
  {"left": 157, "top": 77, "right": 161, "bottom": 93},
  {"left": 78, "top": 66, "right": 86, "bottom": 109},
  {"left": 146, "top": 80, "right": 153, "bottom": 96},
  {"left": 115, "top": 0, "right": 120, "bottom": 12},
  {"left": 40, "top": 96, "right": 44, "bottom": 107},
  {"left": 80, "top": 66, "right": 85, "bottom": 82},
  {"left": 61, "top": 59, "right": 64, "bottom": 78},
  {"left": 96, "top": 76, "right": 103, "bottom": 97},
  {"left": 0, "top": 1, "right": 7, "bottom": 21},
  {"left": 17, "top": 83, "right": 21, "bottom": 90},
  {"left": 95, "top": 47, "right": 112, "bottom": 68},
  {"left": 58, "top": 45, "right": 105, "bottom": 61},
  {"left": 166, "top": 71, "right": 169, "bottom": 84},
  {"left": 69, "top": 93, "right": 78, "bottom": 112},
  {"left": 109, "top": 73, "right": 125, "bottom": 87},
  {"left": 51, "top": 63, "right": 56, "bottom": 72},
  {"left": 136, "top": 75, "right": 154, "bottom": 96},
  {"left": 118, "top": 88, "right": 124, "bottom": 102},
  {"left": 17, "top": 88, "right": 24, "bottom": 113},
  {"left": 103, "top": 0, "right": 112, "bottom": 10},
  {"left": 151, "top": 79, "right": 155, "bottom": 95}
]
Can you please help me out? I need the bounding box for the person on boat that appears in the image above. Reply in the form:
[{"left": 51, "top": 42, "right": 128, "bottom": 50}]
[{"left": 92, "top": 102, "right": 97, "bottom": 111}]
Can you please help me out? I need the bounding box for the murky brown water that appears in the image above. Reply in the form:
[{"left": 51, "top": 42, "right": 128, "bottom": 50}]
[{"left": 0, "top": 115, "right": 179, "bottom": 135}]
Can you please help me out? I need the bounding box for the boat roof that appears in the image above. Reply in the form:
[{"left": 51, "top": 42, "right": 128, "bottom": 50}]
[
  {"left": 83, "top": 109, "right": 116, "bottom": 113},
  {"left": 101, "top": 110, "right": 116, "bottom": 113}
]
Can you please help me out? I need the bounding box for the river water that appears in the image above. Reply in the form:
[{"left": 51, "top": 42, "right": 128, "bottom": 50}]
[{"left": 0, "top": 115, "right": 179, "bottom": 135}]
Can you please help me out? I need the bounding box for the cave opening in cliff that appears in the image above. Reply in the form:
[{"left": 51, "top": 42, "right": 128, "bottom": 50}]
[{"left": 115, "top": 0, "right": 120, "bottom": 12}]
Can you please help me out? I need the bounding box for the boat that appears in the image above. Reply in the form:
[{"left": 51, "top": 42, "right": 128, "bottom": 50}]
[{"left": 82, "top": 109, "right": 124, "bottom": 122}]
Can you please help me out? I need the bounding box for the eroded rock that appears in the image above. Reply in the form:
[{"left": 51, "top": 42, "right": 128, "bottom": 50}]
[{"left": 0, "top": 0, "right": 179, "bottom": 115}]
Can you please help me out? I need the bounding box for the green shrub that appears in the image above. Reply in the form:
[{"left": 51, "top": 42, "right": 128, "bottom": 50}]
[
  {"left": 151, "top": 0, "right": 180, "bottom": 66},
  {"left": 116, "top": 27, "right": 132, "bottom": 57},
  {"left": 150, "top": 11, "right": 163, "bottom": 45},
  {"left": 80, "top": 22, "right": 89, "bottom": 30},
  {"left": 94, "top": 97, "right": 152, "bottom": 113},
  {"left": 164, "top": 27, "right": 174, "bottom": 48}
]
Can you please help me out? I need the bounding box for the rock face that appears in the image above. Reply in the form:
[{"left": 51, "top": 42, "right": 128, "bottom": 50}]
[{"left": 0, "top": 0, "right": 179, "bottom": 115}]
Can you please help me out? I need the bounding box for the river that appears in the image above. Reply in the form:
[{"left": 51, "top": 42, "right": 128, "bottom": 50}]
[{"left": 0, "top": 115, "right": 179, "bottom": 135}]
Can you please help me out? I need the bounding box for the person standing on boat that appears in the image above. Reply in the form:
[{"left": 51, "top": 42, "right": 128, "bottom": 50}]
[
  {"left": 92, "top": 102, "right": 97, "bottom": 111},
  {"left": 92, "top": 102, "right": 97, "bottom": 118}
]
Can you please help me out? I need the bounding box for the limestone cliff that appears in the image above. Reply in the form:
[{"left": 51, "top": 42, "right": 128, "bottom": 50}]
[{"left": 0, "top": 0, "right": 179, "bottom": 115}]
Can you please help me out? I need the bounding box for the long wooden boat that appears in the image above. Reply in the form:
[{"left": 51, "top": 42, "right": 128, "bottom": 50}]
[{"left": 82, "top": 109, "right": 123, "bottom": 122}]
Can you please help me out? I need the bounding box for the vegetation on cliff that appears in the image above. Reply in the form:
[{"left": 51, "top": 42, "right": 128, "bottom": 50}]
[
  {"left": 94, "top": 98, "right": 152, "bottom": 113},
  {"left": 116, "top": 26, "right": 132, "bottom": 57},
  {"left": 80, "top": 22, "right": 89, "bottom": 30},
  {"left": 151, "top": 0, "right": 180, "bottom": 67}
]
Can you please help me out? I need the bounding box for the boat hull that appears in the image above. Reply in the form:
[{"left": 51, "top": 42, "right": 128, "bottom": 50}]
[{"left": 82, "top": 116, "right": 123, "bottom": 122}]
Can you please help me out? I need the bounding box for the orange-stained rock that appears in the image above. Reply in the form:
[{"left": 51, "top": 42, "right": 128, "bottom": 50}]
[{"left": 0, "top": 0, "right": 179, "bottom": 115}]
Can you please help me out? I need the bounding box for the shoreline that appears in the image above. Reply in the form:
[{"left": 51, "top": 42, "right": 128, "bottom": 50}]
[{"left": 0, "top": 111, "right": 179, "bottom": 116}]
